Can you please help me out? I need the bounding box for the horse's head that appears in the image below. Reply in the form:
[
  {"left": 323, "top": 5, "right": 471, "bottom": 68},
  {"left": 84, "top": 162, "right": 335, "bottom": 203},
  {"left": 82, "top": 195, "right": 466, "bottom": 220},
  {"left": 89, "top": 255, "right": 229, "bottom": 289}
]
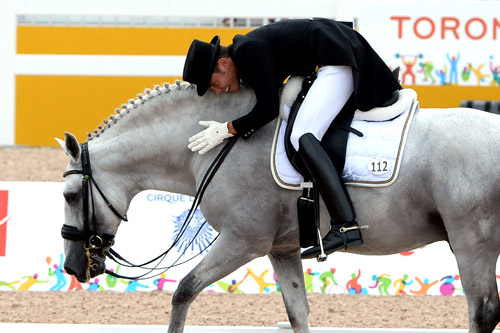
[
  {"left": 56, "top": 132, "right": 127, "bottom": 283},
  {"left": 55, "top": 82, "right": 259, "bottom": 282}
]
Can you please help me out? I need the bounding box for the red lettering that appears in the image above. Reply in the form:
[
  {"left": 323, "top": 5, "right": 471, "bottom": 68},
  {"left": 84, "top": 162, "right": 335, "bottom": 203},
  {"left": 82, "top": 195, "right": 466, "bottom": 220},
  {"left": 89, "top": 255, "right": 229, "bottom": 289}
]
[
  {"left": 414, "top": 17, "right": 435, "bottom": 39},
  {"left": 441, "top": 17, "right": 460, "bottom": 39},
  {"left": 390, "top": 16, "right": 411, "bottom": 39},
  {"left": 393, "top": 16, "right": 497, "bottom": 41},
  {"left": 465, "top": 17, "right": 487, "bottom": 40},
  {"left": 493, "top": 17, "right": 500, "bottom": 40}
]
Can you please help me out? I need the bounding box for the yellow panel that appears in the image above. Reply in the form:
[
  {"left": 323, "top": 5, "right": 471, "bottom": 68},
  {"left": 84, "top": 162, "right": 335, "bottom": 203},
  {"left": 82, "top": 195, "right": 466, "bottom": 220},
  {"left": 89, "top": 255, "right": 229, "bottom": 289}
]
[
  {"left": 406, "top": 85, "right": 500, "bottom": 108},
  {"left": 15, "top": 75, "right": 180, "bottom": 146},
  {"left": 17, "top": 26, "right": 252, "bottom": 55},
  {"left": 16, "top": 76, "right": 500, "bottom": 146}
]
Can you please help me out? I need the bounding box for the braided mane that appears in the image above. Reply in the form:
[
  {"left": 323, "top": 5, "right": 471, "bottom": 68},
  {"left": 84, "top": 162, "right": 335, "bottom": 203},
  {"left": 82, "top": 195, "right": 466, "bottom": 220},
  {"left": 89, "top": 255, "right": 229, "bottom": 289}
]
[{"left": 86, "top": 80, "right": 195, "bottom": 141}]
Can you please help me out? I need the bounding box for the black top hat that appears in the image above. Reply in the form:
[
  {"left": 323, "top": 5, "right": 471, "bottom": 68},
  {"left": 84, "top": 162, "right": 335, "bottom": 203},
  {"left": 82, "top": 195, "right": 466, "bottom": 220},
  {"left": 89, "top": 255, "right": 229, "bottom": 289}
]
[{"left": 183, "top": 36, "right": 221, "bottom": 96}]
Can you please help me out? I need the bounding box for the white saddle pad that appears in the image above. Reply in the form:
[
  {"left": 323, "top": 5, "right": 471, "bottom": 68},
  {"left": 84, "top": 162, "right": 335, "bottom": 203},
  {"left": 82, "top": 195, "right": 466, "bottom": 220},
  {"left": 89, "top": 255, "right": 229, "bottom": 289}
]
[{"left": 271, "top": 87, "right": 418, "bottom": 190}]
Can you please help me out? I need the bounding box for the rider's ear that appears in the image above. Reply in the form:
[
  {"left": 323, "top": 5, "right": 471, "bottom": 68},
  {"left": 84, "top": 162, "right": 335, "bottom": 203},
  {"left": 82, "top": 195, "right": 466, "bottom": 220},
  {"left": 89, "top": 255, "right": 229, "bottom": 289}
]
[
  {"left": 218, "top": 58, "right": 229, "bottom": 69},
  {"left": 55, "top": 132, "right": 80, "bottom": 162}
]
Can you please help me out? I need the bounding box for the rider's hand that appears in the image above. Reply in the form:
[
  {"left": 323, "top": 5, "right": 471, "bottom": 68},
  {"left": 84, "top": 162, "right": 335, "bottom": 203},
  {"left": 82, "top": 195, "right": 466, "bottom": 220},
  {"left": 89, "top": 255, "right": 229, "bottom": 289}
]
[{"left": 188, "top": 121, "right": 234, "bottom": 154}]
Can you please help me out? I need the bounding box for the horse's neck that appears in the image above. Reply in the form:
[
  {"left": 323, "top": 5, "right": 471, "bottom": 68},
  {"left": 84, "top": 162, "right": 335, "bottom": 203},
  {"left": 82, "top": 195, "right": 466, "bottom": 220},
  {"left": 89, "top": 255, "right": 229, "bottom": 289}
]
[{"left": 87, "top": 84, "right": 257, "bottom": 201}]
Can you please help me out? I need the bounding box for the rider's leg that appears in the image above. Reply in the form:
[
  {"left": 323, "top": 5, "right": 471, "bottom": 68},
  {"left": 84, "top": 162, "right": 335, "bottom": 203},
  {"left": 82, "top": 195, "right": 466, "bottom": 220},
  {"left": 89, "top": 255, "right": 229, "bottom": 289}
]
[
  {"left": 290, "top": 65, "right": 363, "bottom": 259},
  {"left": 290, "top": 66, "right": 353, "bottom": 151},
  {"left": 297, "top": 133, "right": 363, "bottom": 259}
]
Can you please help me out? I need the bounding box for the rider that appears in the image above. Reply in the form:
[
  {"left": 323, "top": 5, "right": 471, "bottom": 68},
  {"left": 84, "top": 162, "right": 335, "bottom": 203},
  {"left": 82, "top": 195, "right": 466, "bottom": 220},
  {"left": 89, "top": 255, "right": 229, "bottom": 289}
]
[{"left": 183, "top": 18, "right": 401, "bottom": 259}]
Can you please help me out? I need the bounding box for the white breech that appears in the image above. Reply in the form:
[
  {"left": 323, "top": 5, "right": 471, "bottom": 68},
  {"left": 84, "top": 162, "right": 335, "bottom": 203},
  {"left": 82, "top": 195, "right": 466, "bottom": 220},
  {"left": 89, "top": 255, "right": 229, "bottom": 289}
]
[{"left": 290, "top": 65, "right": 354, "bottom": 151}]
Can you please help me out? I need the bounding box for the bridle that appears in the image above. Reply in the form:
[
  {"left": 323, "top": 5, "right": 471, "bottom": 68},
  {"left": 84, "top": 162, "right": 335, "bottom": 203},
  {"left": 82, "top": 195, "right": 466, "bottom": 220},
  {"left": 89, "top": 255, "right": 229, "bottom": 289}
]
[
  {"left": 60, "top": 142, "right": 128, "bottom": 280},
  {"left": 60, "top": 136, "right": 238, "bottom": 281}
]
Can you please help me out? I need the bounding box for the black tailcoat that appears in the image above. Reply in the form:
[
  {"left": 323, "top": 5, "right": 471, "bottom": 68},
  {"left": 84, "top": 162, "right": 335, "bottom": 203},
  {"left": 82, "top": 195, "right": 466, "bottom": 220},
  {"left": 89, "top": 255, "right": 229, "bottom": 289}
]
[{"left": 228, "top": 18, "right": 402, "bottom": 139}]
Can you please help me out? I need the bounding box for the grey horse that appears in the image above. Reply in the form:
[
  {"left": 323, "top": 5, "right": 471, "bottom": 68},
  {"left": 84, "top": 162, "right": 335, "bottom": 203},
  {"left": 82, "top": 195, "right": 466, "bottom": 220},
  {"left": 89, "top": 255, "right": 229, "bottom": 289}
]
[{"left": 58, "top": 81, "right": 500, "bottom": 333}]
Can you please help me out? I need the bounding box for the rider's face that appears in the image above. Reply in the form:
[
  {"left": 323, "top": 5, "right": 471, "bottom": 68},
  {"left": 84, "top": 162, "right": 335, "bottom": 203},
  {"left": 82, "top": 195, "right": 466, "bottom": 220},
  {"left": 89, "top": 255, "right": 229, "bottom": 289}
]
[{"left": 209, "top": 59, "right": 240, "bottom": 94}]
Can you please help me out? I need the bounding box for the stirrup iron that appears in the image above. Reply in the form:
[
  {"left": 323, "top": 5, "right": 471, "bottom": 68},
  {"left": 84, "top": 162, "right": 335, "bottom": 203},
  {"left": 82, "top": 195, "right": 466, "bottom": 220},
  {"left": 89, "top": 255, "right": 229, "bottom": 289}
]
[{"left": 316, "top": 227, "right": 328, "bottom": 262}]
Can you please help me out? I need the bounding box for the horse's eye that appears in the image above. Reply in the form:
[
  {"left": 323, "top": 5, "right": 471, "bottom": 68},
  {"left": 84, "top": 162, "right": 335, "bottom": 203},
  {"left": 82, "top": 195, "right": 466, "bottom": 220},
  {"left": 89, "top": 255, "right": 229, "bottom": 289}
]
[{"left": 64, "top": 192, "right": 78, "bottom": 204}]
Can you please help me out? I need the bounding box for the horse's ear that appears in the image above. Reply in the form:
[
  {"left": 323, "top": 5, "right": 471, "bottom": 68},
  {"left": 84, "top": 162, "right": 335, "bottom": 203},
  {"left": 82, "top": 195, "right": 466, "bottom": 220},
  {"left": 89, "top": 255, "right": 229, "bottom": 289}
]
[{"left": 55, "top": 132, "right": 80, "bottom": 162}]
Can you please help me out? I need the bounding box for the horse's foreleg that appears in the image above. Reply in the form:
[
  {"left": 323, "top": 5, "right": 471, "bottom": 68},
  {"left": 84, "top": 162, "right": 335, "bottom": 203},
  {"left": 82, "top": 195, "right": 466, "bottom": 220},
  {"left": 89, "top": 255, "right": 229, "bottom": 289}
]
[
  {"left": 167, "top": 232, "right": 269, "bottom": 333},
  {"left": 454, "top": 244, "right": 500, "bottom": 333},
  {"left": 268, "top": 252, "right": 310, "bottom": 333}
]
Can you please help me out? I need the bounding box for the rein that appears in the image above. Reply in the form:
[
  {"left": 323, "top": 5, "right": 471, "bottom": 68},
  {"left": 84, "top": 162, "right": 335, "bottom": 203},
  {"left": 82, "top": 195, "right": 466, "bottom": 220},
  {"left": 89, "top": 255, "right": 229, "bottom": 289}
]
[{"left": 61, "top": 136, "right": 239, "bottom": 280}]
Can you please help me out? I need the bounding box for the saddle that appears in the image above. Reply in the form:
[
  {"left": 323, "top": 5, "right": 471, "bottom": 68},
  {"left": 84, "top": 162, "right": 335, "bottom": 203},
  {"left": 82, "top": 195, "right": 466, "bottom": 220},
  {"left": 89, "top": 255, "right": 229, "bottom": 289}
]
[
  {"left": 284, "top": 71, "right": 402, "bottom": 247},
  {"left": 284, "top": 70, "right": 401, "bottom": 178}
]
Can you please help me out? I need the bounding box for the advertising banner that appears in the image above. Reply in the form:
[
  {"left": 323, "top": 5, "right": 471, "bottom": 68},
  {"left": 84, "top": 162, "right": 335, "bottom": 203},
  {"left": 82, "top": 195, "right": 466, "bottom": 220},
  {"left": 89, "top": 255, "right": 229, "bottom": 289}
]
[
  {"left": 358, "top": 0, "right": 500, "bottom": 87},
  {"left": 0, "top": 181, "right": 492, "bottom": 296},
  {"left": 0, "top": 190, "right": 9, "bottom": 257}
]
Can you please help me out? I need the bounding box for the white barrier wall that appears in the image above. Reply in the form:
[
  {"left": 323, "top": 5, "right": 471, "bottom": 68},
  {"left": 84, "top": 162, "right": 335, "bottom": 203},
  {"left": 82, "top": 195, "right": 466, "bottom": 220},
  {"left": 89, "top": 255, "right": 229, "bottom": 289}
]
[{"left": 0, "top": 180, "right": 490, "bottom": 296}]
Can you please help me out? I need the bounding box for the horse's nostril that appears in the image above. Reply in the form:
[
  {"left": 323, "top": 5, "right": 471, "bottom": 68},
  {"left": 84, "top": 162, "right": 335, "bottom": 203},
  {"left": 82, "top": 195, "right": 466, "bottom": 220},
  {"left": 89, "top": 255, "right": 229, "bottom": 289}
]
[{"left": 64, "top": 265, "right": 77, "bottom": 277}]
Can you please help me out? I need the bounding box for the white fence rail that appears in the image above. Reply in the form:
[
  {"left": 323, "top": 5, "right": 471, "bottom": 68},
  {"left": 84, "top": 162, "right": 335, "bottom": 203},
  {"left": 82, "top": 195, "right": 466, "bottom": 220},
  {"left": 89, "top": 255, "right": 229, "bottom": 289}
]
[{"left": 0, "top": 323, "right": 495, "bottom": 333}]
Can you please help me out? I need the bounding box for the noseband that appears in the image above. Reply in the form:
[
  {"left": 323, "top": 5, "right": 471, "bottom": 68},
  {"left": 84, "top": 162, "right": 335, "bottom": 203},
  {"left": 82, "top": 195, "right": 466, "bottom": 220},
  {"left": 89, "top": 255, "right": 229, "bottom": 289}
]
[{"left": 61, "top": 142, "right": 128, "bottom": 280}]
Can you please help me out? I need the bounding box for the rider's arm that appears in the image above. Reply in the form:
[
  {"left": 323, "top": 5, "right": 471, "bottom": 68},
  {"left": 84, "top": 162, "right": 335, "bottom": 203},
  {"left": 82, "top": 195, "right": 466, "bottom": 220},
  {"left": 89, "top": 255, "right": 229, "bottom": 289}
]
[{"left": 229, "top": 38, "right": 280, "bottom": 140}]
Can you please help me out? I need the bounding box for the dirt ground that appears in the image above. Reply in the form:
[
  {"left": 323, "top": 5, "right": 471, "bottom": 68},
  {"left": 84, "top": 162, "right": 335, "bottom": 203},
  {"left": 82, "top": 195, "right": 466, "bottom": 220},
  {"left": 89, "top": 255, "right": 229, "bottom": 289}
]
[{"left": 0, "top": 146, "right": 477, "bottom": 328}]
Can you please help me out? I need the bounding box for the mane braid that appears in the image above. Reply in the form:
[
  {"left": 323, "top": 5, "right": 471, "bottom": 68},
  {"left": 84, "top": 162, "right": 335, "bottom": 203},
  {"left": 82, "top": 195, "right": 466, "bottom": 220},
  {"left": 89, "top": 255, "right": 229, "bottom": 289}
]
[{"left": 86, "top": 80, "right": 195, "bottom": 141}]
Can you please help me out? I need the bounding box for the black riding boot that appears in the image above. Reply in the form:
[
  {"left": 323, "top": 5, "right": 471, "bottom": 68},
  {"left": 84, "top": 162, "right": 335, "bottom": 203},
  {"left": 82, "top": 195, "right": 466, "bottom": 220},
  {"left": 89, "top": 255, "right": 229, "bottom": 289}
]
[{"left": 297, "top": 133, "right": 364, "bottom": 259}]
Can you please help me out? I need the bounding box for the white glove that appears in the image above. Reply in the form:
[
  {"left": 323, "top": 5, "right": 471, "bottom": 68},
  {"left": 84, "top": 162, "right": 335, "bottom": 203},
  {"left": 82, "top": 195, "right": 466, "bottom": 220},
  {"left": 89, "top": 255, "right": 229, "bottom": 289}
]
[{"left": 188, "top": 121, "right": 234, "bottom": 154}]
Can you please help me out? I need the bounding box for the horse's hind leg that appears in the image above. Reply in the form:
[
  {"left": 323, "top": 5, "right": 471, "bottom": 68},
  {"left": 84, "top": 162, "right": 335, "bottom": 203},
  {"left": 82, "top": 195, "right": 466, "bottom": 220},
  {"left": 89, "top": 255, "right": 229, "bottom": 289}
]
[
  {"left": 167, "top": 233, "right": 270, "bottom": 333},
  {"left": 454, "top": 243, "right": 500, "bottom": 332},
  {"left": 268, "top": 252, "right": 310, "bottom": 333}
]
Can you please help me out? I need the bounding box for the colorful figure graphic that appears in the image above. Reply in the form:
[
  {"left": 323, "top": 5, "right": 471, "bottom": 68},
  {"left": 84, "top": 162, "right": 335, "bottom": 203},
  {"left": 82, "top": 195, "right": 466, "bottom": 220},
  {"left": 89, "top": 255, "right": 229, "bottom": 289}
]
[
  {"left": 217, "top": 280, "right": 243, "bottom": 293},
  {"left": 319, "top": 268, "right": 340, "bottom": 294},
  {"left": 400, "top": 55, "right": 419, "bottom": 85},
  {"left": 304, "top": 268, "right": 320, "bottom": 293},
  {"left": 0, "top": 280, "right": 20, "bottom": 290},
  {"left": 393, "top": 274, "right": 413, "bottom": 295},
  {"left": 68, "top": 275, "right": 84, "bottom": 291},
  {"left": 217, "top": 271, "right": 250, "bottom": 293},
  {"left": 18, "top": 273, "right": 48, "bottom": 290},
  {"left": 273, "top": 272, "right": 281, "bottom": 294},
  {"left": 409, "top": 277, "right": 438, "bottom": 295},
  {"left": 346, "top": 269, "right": 367, "bottom": 295},
  {"left": 247, "top": 268, "right": 276, "bottom": 293},
  {"left": 370, "top": 274, "right": 392, "bottom": 295},
  {"left": 106, "top": 265, "right": 121, "bottom": 289},
  {"left": 87, "top": 278, "right": 104, "bottom": 291},
  {"left": 490, "top": 56, "right": 500, "bottom": 86},
  {"left": 122, "top": 279, "right": 149, "bottom": 292},
  {"left": 447, "top": 53, "right": 460, "bottom": 84},
  {"left": 440, "top": 275, "right": 460, "bottom": 296},
  {"left": 436, "top": 65, "right": 448, "bottom": 85},
  {"left": 227, "top": 271, "right": 249, "bottom": 293},
  {"left": 418, "top": 61, "right": 436, "bottom": 83},
  {"left": 48, "top": 255, "right": 67, "bottom": 291},
  {"left": 468, "top": 63, "right": 490, "bottom": 86},
  {"left": 153, "top": 273, "right": 176, "bottom": 291},
  {"left": 462, "top": 65, "right": 471, "bottom": 82}
]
